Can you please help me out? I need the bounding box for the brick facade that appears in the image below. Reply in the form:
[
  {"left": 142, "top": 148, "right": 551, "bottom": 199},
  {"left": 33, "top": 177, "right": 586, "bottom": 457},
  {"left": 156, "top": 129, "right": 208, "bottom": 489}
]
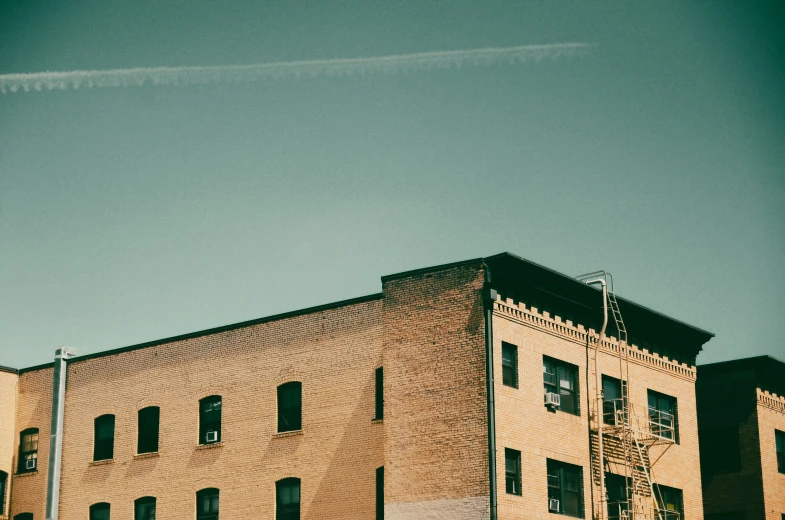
[
  {"left": 0, "top": 253, "right": 715, "bottom": 520},
  {"left": 697, "top": 356, "right": 785, "bottom": 520},
  {"left": 493, "top": 295, "right": 704, "bottom": 520}
]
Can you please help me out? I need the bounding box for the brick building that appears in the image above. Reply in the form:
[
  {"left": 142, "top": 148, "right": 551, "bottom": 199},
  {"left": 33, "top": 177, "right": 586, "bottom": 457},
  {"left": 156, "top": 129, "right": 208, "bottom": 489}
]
[
  {"left": 697, "top": 356, "right": 785, "bottom": 520},
  {"left": 0, "top": 253, "right": 714, "bottom": 520}
]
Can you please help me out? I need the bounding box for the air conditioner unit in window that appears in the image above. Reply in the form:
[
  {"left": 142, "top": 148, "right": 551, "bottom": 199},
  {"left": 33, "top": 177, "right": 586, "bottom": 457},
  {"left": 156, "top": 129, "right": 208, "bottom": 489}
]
[
  {"left": 549, "top": 498, "right": 560, "bottom": 513},
  {"left": 205, "top": 430, "right": 218, "bottom": 443},
  {"left": 25, "top": 459, "right": 37, "bottom": 470},
  {"left": 544, "top": 392, "right": 561, "bottom": 408}
]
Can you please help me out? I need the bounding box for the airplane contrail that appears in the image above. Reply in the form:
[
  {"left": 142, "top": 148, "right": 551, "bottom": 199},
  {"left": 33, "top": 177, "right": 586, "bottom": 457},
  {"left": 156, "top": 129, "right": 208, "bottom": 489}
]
[{"left": 0, "top": 43, "right": 595, "bottom": 95}]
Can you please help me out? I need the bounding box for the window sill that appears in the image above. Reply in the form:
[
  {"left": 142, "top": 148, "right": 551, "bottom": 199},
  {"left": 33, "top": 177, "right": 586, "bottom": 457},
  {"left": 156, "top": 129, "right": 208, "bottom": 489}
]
[
  {"left": 196, "top": 442, "right": 223, "bottom": 450},
  {"left": 14, "top": 470, "right": 38, "bottom": 478},
  {"left": 371, "top": 418, "right": 383, "bottom": 424},
  {"left": 273, "top": 429, "right": 303, "bottom": 439},
  {"left": 134, "top": 452, "right": 160, "bottom": 460},
  {"left": 89, "top": 459, "right": 114, "bottom": 466}
]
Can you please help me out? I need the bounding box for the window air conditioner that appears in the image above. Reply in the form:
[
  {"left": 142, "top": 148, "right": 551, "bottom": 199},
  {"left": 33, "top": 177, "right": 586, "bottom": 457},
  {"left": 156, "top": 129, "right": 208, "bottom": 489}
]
[
  {"left": 205, "top": 430, "right": 218, "bottom": 443},
  {"left": 549, "top": 498, "right": 560, "bottom": 513},
  {"left": 544, "top": 392, "right": 561, "bottom": 408},
  {"left": 25, "top": 459, "right": 37, "bottom": 470}
]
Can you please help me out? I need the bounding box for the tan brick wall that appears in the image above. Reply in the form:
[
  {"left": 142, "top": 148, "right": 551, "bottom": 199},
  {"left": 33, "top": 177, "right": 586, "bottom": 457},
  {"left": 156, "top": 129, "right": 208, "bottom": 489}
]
[
  {"left": 11, "top": 367, "right": 53, "bottom": 519},
  {"left": 25, "top": 299, "right": 384, "bottom": 519},
  {"left": 492, "top": 295, "right": 704, "bottom": 520},
  {"left": 756, "top": 391, "right": 785, "bottom": 520},
  {"left": 382, "top": 263, "right": 490, "bottom": 518},
  {"left": 0, "top": 370, "right": 19, "bottom": 519}
]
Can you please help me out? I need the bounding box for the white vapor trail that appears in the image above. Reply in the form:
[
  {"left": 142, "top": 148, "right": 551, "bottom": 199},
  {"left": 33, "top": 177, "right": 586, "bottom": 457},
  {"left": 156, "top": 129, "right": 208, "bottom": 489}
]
[{"left": 0, "top": 43, "right": 594, "bottom": 95}]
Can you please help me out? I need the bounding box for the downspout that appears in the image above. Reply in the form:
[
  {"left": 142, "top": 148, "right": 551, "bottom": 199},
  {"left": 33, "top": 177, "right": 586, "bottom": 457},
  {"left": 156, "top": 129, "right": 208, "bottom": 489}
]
[
  {"left": 584, "top": 279, "right": 608, "bottom": 520},
  {"left": 46, "top": 347, "right": 76, "bottom": 520},
  {"left": 482, "top": 261, "right": 498, "bottom": 520}
]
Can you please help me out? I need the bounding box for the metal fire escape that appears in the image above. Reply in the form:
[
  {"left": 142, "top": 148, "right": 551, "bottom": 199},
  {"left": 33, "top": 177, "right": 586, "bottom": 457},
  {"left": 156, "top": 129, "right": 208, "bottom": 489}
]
[{"left": 577, "top": 272, "right": 678, "bottom": 520}]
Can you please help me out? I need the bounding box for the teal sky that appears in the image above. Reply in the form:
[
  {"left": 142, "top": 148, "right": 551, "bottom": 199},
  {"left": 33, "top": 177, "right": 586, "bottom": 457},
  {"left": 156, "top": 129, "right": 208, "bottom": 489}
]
[{"left": 1, "top": 1, "right": 783, "bottom": 369}]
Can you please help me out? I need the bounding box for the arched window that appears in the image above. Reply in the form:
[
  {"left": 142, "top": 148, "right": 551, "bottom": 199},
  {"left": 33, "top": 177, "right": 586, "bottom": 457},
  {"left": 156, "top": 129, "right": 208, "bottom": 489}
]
[
  {"left": 14, "top": 514, "right": 33, "bottom": 520},
  {"left": 94, "top": 415, "right": 115, "bottom": 461},
  {"left": 277, "top": 382, "right": 302, "bottom": 433},
  {"left": 18, "top": 428, "right": 39, "bottom": 473},
  {"left": 89, "top": 502, "right": 111, "bottom": 520},
  {"left": 0, "top": 470, "right": 7, "bottom": 515},
  {"left": 134, "top": 496, "right": 156, "bottom": 520},
  {"left": 138, "top": 406, "right": 160, "bottom": 454},
  {"left": 199, "top": 396, "right": 222, "bottom": 444},
  {"left": 276, "top": 478, "right": 301, "bottom": 520},
  {"left": 196, "top": 488, "right": 219, "bottom": 520}
]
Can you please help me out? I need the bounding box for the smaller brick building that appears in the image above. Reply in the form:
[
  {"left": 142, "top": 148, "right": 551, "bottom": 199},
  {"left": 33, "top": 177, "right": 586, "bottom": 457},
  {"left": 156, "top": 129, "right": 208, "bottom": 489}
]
[{"left": 697, "top": 356, "right": 785, "bottom": 520}]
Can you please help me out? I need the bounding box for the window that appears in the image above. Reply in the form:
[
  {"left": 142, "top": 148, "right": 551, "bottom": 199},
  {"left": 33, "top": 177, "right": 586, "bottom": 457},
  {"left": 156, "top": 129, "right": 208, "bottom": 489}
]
[
  {"left": 700, "top": 426, "right": 741, "bottom": 475},
  {"left": 654, "top": 485, "right": 683, "bottom": 520},
  {"left": 135, "top": 496, "right": 156, "bottom": 520},
  {"left": 374, "top": 368, "right": 384, "bottom": 420},
  {"left": 605, "top": 473, "right": 629, "bottom": 520},
  {"left": 547, "top": 459, "right": 584, "bottom": 517},
  {"left": 505, "top": 448, "right": 522, "bottom": 495},
  {"left": 138, "top": 407, "right": 160, "bottom": 454},
  {"left": 543, "top": 357, "right": 579, "bottom": 415},
  {"left": 196, "top": 488, "right": 219, "bottom": 520},
  {"left": 0, "top": 471, "right": 7, "bottom": 515},
  {"left": 648, "top": 390, "right": 679, "bottom": 443},
  {"left": 276, "top": 478, "right": 301, "bottom": 520},
  {"left": 18, "top": 428, "right": 39, "bottom": 473},
  {"left": 94, "top": 415, "right": 115, "bottom": 461},
  {"left": 199, "top": 396, "right": 222, "bottom": 444},
  {"left": 14, "top": 514, "right": 33, "bottom": 520},
  {"left": 376, "top": 466, "right": 384, "bottom": 520},
  {"left": 278, "top": 382, "right": 302, "bottom": 433},
  {"left": 602, "top": 376, "right": 626, "bottom": 425},
  {"left": 502, "top": 342, "right": 518, "bottom": 388},
  {"left": 89, "top": 503, "right": 110, "bottom": 520},
  {"left": 776, "top": 429, "right": 785, "bottom": 473}
]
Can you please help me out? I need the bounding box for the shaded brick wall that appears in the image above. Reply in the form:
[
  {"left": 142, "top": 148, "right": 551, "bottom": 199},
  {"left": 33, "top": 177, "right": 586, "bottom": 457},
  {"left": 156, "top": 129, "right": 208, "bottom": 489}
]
[
  {"left": 0, "top": 370, "right": 18, "bottom": 519},
  {"left": 493, "top": 295, "right": 704, "bottom": 520},
  {"left": 382, "top": 262, "right": 490, "bottom": 518},
  {"left": 757, "top": 392, "right": 785, "bottom": 520},
  {"left": 11, "top": 367, "right": 53, "bottom": 519}
]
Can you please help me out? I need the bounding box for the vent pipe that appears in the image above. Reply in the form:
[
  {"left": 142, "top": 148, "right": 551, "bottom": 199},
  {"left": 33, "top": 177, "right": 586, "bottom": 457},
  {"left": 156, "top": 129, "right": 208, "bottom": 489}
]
[{"left": 46, "top": 346, "right": 76, "bottom": 520}]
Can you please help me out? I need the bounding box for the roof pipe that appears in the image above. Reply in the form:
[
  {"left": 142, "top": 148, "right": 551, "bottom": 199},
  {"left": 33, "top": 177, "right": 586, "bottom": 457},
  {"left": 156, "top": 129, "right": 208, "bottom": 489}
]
[
  {"left": 482, "top": 261, "right": 498, "bottom": 520},
  {"left": 582, "top": 278, "right": 608, "bottom": 520},
  {"left": 46, "top": 346, "right": 76, "bottom": 520}
]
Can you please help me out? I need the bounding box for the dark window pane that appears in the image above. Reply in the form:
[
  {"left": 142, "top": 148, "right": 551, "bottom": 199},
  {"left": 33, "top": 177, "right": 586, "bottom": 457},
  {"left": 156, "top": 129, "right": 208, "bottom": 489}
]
[
  {"left": 776, "top": 430, "right": 785, "bottom": 473},
  {"left": 376, "top": 467, "right": 384, "bottom": 520},
  {"left": 546, "top": 459, "right": 584, "bottom": 518},
  {"left": 648, "top": 390, "right": 679, "bottom": 443},
  {"left": 655, "top": 485, "right": 683, "bottom": 520},
  {"left": 278, "top": 383, "right": 302, "bottom": 433},
  {"left": 90, "top": 503, "right": 110, "bottom": 520},
  {"left": 138, "top": 407, "right": 160, "bottom": 454},
  {"left": 14, "top": 515, "right": 34, "bottom": 520},
  {"left": 544, "top": 357, "right": 580, "bottom": 416},
  {"left": 18, "top": 429, "right": 39, "bottom": 474},
  {"left": 94, "top": 415, "right": 115, "bottom": 461},
  {"left": 276, "top": 478, "right": 301, "bottom": 520},
  {"left": 375, "top": 368, "right": 384, "bottom": 420},
  {"left": 502, "top": 343, "right": 518, "bottom": 388},
  {"left": 199, "top": 396, "right": 222, "bottom": 444},
  {"left": 135, "top": 497, "right": 156, "bottom": 520},
  {"left": 0, "top": 471, "right": 7, "bottom": 515},
  {"left": 505, "top": 448, "right": 521, "bottom": 495},
  {"left": 196, "top": 488, "right": 219, "bottom": 520}
]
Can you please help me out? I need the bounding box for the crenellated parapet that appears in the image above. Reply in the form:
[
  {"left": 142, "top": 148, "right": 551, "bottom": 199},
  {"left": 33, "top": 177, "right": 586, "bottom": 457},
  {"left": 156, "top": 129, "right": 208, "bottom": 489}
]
[
  {"left": 493, "top": 294, "right": 697, "bottom": 381},
  {"left": 757, "top": 388, "right": 785, "bottom": 414}
]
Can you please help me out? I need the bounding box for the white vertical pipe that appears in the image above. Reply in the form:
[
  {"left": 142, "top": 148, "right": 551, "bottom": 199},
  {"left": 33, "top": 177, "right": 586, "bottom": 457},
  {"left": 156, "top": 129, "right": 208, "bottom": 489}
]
[{"left": 45, "top": 347, "right": 76, "bottom": 520}]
